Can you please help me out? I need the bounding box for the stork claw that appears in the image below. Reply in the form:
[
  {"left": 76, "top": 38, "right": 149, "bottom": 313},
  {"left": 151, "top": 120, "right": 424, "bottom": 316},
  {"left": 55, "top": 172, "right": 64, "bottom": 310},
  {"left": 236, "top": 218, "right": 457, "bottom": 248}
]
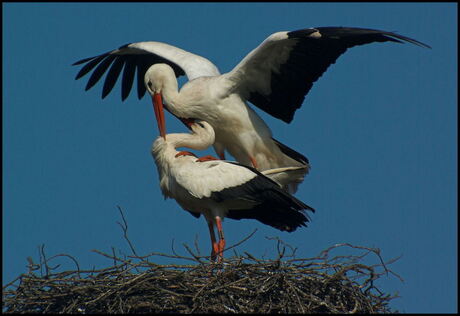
[
  {"left": 196, "top": 155, "right": 219, "bottom": 162},
  {"left": 175, "top": 151, "right": 197, "bottom": 158}
]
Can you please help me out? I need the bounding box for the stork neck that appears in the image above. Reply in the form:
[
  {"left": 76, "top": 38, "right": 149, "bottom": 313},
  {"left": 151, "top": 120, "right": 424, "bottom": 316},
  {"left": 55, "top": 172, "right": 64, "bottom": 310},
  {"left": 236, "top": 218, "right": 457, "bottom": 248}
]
[
  {"left": 151, "top": 123, "right": 215, "bottom": 176},
  {"left": 167, "top": 132, "right": 213, "bottom": 151},
  {"left": 151, "top": 131, "right": 213, "bottom": 163},
  {"left": 160, "top": 78, "right": 179, "bottom": 111}
]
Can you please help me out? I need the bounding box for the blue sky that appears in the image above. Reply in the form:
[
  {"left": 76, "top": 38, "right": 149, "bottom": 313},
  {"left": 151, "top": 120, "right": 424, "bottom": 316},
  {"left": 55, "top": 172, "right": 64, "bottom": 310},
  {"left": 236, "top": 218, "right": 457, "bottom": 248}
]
[{"left": 3, "top": 3, "right": 457, "bottom": 313}]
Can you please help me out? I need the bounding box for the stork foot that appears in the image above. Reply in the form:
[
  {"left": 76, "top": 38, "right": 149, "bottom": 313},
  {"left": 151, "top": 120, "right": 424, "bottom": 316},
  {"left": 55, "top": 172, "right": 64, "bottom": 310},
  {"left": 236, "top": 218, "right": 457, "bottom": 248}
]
[
  {"left": 196, "top": 155, "right": 219, "bottom": 162},
  {"left": 175, "top": 151, "right": 197, "bottom": 158},
  {"left": 210, "top": 242, "right": 219, "bottom": 262},
  {"left": 217, "top": 239, "right": 226, "bottom": 263}
]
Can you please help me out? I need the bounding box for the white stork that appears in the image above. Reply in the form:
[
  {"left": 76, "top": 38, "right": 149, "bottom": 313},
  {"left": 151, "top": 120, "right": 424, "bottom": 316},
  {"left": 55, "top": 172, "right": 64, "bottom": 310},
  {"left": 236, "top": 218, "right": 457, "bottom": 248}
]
[
  {"left": 151, "top": 118, "right": 314, "bottom": 262},
  {"left": 73, "top": 26, "right": 429, "bottom": 191}
]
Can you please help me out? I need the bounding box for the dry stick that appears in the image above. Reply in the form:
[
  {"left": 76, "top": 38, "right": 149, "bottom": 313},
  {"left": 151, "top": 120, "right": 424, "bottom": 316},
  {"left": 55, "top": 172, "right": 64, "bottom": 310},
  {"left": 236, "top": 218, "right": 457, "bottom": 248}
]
[
  {"left": 129, "top": 250, "right": 203, "bottom": 264},
  {"left": 266, "top": 236, "right": 297, "bottom": 259},
  {"left": 3, "top": 237, "right": 401, "bottom": 314},
  {"left": 2, "top": 275, "right": 23, "bottom": 291},
  {"left": 182, "top": 243, "right": 207, "bottom": 264},
  {"left": 116, "top": 205, "right": 139, "bottom": 258},
  {"left": 221, "top": 228, "right": 258, "bottom": 257},
  {"left": 45, "top": 253, "right": 81, "bottom": 278},
  {"left": 38, "top": 244, "right": 60, "bottom": 277},
  {"left": 319, "top": 243, "right": 403, "bottom": 281},
  {"left": 149, "top": 228, "right": 260, "bottom": 264},
  {"left": 193, "top": 234, "right": 202, "bottom": 255},
  {"left": 91, "top": 249, "right": 136, "bottom": 270},
  {"left": 38, "top": 244, "right": 45, "bottom": 277},
  {"left": 116, "top": 206, "right": 147, "bottom": 272}
]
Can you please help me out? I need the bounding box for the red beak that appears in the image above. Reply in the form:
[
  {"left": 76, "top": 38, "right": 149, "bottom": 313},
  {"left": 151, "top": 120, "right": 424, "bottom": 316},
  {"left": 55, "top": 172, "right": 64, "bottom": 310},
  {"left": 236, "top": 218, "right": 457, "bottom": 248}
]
[
  {"left": 180, "top": 117, "right": 196, "bottom": 130},
  {"left": 152, "top": 92, "right": 166, "bottom": 139}
]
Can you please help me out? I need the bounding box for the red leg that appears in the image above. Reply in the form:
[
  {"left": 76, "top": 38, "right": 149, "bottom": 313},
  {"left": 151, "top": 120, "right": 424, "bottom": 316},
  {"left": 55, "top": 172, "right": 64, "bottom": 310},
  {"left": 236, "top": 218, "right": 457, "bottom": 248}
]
[
  {"left": 250, "top": 156, "right": 258, "bottom": 169},
  {"left": 175, "top": 151, "right": 197, "bottom": 158},
  {"left": 215, "top": 216, "right": 226, "bottom": 262},
  {"left": 213, "top": 143, "right": 226, "bottom": 160},
  {"left": 196, "top": 155, "right": 219, "bottom": 162},
  {"left": 207, "top": 221, "right": 218, "bottom": 262}
]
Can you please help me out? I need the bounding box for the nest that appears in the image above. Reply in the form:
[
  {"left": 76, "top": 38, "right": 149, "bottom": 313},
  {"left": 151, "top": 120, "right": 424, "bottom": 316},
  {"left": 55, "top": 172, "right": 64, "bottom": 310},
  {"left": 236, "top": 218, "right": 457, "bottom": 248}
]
[
  {"left": 3, "top": 208, "right": 401, "bottom": 313},
  {"left": 3, "top": 242, "right": 402, "bottom": 314}
]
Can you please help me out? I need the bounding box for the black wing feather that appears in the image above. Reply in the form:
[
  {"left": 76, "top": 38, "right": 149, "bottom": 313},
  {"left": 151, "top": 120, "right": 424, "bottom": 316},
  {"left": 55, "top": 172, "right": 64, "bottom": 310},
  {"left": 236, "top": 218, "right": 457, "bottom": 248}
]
[
  {"left": 85, "top": 55, "right": 117, "bottom": 91},
  {"left": 136, "top": 56, "right": 151, "bottom": 100},
  {"left": 227, "top": 204, "right": 311, "bottom": 232},
  {"left": 73, "top": 43, "right": 186, "bottom": 101},
  {"left": 272, "top": 138, "right": 309, "bottom": 165},
  {"left": 250, "top": 27, "right": 430, "bottom": 123},
  {"left": 73, "top": 53, "right": 106, "bottom": 66},
  {"left": 209, "top": 162, "right": 314, "bottom": 232},
  {"left": 121, "top": 58, "right": 136, "bottom": 101},
  {"left": 186, "top": 210, "right": 201, "bottom": 219},
  {"left": 102, "top": 56, "right": 125, "bottom": 99},
  {"left": 74, "top": 54, "right": 107, "bottom": 80}
]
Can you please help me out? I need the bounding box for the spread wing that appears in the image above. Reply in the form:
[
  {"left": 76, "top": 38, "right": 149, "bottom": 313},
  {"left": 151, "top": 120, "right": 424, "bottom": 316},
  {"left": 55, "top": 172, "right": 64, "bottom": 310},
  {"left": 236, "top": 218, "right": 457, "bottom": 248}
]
[
  {"left": 225, "top": 26, "right": 430, "bottom": 123},
  {"left": 73, "top": 41, "right": 220, "bottom": 101}
]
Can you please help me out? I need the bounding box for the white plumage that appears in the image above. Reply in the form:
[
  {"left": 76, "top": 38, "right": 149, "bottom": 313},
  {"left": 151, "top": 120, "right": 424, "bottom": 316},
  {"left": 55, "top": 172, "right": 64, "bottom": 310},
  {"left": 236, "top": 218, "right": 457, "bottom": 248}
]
[
  {"left": 74, "top": 27, "right": 428, "bottom": 192},
  {"left": 71, "top": 26, "right": 430, "bottom": 261},
  {"left": 151, "top": 120, "right": 313, "bottom": 261}
]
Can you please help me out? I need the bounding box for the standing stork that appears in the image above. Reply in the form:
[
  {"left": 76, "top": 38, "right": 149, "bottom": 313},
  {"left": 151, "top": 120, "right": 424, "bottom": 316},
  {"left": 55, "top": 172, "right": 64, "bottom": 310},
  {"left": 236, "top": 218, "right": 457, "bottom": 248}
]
[
  {"left": 73, "top": 26, "right": 429, "bottom": 191},
  {"left": 151, "top": 118, "right": 314, "bottom": 262}
]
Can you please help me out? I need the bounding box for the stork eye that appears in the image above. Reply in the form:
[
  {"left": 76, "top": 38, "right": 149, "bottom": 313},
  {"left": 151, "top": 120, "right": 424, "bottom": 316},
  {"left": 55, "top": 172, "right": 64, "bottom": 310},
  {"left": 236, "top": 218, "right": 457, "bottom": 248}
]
[{"left": 147, "top": 81, "right": 152, "bottom": 88}]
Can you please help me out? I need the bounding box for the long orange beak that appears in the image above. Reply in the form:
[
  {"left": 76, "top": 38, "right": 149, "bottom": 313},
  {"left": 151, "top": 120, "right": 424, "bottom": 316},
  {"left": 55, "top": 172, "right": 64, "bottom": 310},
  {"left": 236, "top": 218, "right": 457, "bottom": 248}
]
[{"left": 152, "top": 92, "right": 166, "bottom": 139}]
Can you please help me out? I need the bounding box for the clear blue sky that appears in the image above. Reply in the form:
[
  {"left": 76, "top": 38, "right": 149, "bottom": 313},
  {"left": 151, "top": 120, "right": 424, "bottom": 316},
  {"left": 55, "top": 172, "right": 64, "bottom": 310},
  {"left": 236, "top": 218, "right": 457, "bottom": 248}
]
[{"left": 3, "top": 3, "right": 457, "bottom": 313}]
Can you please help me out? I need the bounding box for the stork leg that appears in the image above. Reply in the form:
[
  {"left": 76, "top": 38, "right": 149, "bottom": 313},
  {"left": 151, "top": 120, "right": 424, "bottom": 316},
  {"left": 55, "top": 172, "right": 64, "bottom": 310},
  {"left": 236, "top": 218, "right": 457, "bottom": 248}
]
[
  {"left": 213, "top": 142, "right": 226, "bottom": 160},
  {"left": 196, "top": 155, "right": 219, "bottom": 162},
  {"left": 250, "top": 156, "right": 258, "bottom": 169},
  {"left": 215, "top": 216, "right": 226, "bottom": 262},
  {"left": 207, "top": 220, "right": 219, "bottom": 262},
  {"left": 175, "top": 151, "right": 197, "bottom": 158}
]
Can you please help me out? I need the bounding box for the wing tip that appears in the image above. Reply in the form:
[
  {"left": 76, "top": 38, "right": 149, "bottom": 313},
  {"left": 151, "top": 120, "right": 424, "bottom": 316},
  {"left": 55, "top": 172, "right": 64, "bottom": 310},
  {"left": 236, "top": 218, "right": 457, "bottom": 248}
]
[{"left": 290, "top": 26, "right": 431, "bottom": 49}]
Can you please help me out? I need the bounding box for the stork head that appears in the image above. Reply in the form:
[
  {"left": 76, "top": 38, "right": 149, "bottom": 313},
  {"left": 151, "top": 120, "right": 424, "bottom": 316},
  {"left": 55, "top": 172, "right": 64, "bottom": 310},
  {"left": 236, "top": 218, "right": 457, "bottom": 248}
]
[
  {"left": 189, "top": 120, "right": 215, "bottom": 150},
  {"left": 145, "top": 64, "right": 176, "bottom": 139},
  {"left": 144, "top": 64, "right": 197, "bottom": 139},
  {"left": 144, "top": 64, "right": 176, "bottom": 95}
]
